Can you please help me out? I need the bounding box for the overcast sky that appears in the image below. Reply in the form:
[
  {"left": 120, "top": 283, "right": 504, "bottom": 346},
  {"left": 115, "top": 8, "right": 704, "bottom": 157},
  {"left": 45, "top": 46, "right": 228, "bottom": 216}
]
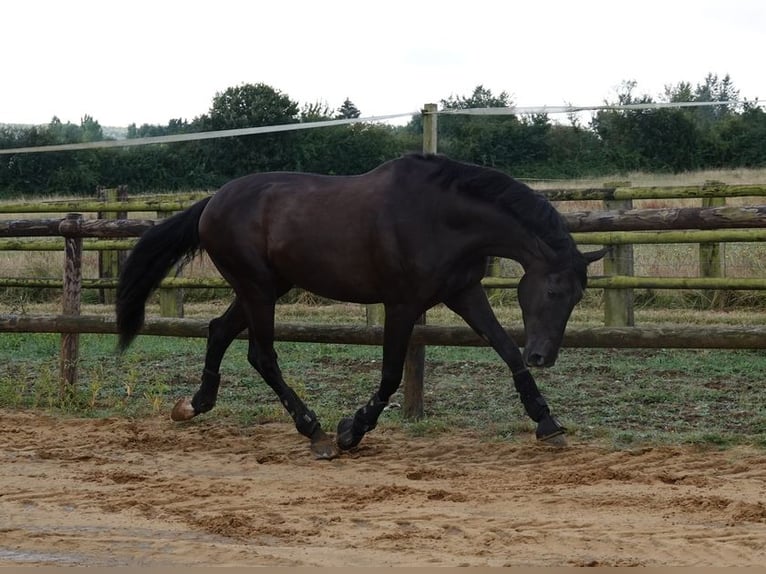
[{"left": 3, "top": 0, "right": 764, "bottom": 127}]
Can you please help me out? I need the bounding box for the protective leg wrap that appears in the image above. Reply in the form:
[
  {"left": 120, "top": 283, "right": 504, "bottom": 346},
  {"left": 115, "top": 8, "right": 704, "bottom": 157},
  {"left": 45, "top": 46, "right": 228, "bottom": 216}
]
[
  {"left": 523, "top": 396, "right": 552, "bottom": 423},
  {"left": 353, "top": 393, "right": 388, "bottom": 435},
  {"left": 337, "top": 393, "right": 388, "bottom": 450},
  {"left": 191, "top": 369, "right": 221, "bottom": 414},
  {"left": 294, "top": 409, "right": 321, "bottom": 439},
  {"left": 513, "top": 370, "right": 550, "bottom": 422},
  {"left": 536, "top": 413, "right": 566, "bottom": 441}
]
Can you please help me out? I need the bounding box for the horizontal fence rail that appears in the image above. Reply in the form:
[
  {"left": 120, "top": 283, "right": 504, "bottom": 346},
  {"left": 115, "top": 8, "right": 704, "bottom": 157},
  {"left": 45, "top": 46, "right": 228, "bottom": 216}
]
[
  {"left": 3, "top": 204, "right": 766, "bottom": 236},
  {"left": 3, "top": 275, "right": 766, "bottom": 291},
  {"left": 0, "top": 218, "right": 155, "bottom": 237},
  {"left": 4, "top": 204, "right": 766, "bottom": 235},
  {"left": 564, "top": 204, "right": 766, "bottom": 232},
  {"left": 542, "top": 183, "right": 766, "bottom": 202},
  {"left": 0, "top": 193, "right": 211, "bottom": 214},
  {"left": 4, "top": 184, "right": 765, "bottom": 212},
  {"left": 4, "top": 229, "right": 766, "bottom": 251},
  {"left": 2, "top": 314, "right": 766, "bottom": 350}
]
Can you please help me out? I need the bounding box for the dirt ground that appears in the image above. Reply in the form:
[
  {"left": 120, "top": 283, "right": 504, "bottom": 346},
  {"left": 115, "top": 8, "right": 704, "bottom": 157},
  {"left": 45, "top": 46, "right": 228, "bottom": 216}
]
[{"left": 1, "top": 409, "right": 765, "bottom": 567}]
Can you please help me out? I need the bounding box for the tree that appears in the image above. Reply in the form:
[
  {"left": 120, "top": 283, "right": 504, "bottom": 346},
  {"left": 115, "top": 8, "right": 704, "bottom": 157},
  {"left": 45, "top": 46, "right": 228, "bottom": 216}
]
[
  {"left": 436, "top": 85, "right": 514, "bottom": 165},
  {"left": 205, "top": 83, "right": 299, "bottom": 129},
  {"left": 79, "top": 115, "right": 104, "bottom": 142},
  {"left": 435, "top": 85, "right": 557, "bottom": 170},
  {"left": 127, "top": 118, "right": 191, "bottom": 138},
  {"left": 295, "top": 100, "right": 404, "bottom": 173},
  {"left": 591, "top": 81, "right": 668, "bottom": 171},
  {"left": 711, "top": 103, "right": 766, "bottom": 167},
  {"left": 301, "top": 101, "right": 334, "bottom": 122},
  {"left": 336, "top": 98, "right": 361, "bottom": 119},
  {"left": 665, "top": 73, "right": 740, "bottom": 126},
  {"left": 592, "top": 75, "right": 748, "bottom": 172},
  {"left": 194, "top": 83, "right": 301, "bottom": 179},
  {"left": 441, "top": 84, "right": 512, "bottom": 110},
  {"left": 694, "top": 73, "right": 740, "bottom": 120}
]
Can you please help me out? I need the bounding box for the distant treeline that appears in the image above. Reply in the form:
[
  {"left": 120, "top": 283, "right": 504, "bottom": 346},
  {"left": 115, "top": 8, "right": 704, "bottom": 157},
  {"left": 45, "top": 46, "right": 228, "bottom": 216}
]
[{"left": 1, "top": 76, "right": 764, "bottom": 197}]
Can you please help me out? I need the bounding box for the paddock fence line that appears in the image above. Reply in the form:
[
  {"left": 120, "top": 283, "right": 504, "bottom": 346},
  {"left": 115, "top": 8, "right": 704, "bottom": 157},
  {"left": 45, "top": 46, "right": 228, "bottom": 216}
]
[
  {"left": 3, "top": 314, "right": 766, "bottom": 349},
  {"left": 3, "top": 102, "right": 766, "bottom": 417},
  {"left": 2, "top": 182, "right": 766, "bottom": 412},
  {"left": 2, "top": 198, "right": 766, "bottom": 302}
]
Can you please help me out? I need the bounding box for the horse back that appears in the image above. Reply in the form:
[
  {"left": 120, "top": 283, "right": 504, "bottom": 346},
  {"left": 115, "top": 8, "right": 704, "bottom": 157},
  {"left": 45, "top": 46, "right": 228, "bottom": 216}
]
[{"left": 199, "top": 165, "right": 434, "bottom": 302}]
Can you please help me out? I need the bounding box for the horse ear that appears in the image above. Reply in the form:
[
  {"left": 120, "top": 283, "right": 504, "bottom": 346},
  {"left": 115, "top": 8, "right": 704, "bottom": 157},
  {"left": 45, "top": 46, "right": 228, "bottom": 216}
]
[{"left": 581, "top": 247, "right": 609, "bottom": 264}]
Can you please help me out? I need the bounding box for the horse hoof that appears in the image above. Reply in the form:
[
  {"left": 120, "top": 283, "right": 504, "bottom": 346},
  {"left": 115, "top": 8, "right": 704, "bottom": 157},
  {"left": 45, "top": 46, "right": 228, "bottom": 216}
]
[
  {"left": 541, "top": 433, "right": 568, "bottom": 448},
  {"left": 336, "top": 417, "right": 363, "bottom": 451},
  {"left": 536, "top": 414, "right": 567, "bottom": 447},
  {"left": 170, "top": 397, "right": 196, "bottom": 421},
  {"left": 311, "top": 435, "right": 340, "bottom": 460}
]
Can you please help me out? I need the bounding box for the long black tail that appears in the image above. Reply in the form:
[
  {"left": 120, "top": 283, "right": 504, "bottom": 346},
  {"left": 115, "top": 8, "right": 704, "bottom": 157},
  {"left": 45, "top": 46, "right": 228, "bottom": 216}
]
[{"left": 116, "top": 196, "right": 212, "bottom": 351}]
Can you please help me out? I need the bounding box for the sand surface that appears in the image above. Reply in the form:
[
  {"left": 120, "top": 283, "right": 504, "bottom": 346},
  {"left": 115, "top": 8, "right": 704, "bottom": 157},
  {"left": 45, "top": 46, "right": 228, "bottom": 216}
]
[{"left": 1, "top": 409, "right": 765, "bottom": 566}]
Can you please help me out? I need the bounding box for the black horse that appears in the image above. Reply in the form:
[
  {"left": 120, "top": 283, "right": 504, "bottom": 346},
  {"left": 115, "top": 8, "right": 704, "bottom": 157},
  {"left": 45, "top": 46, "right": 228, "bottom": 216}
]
[{"left": 116, "top": 154, "right": 605, "bottom": 459}]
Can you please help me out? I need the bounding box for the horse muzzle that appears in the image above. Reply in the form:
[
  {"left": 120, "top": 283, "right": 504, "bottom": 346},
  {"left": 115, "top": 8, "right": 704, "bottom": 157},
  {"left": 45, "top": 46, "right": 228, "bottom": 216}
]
[{"left": 523, "top": 340, "right": 559, "bottom": 368}]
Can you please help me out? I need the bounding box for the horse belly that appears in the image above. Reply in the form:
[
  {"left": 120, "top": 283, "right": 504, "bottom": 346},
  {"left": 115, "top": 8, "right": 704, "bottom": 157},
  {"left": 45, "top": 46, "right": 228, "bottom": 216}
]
[{"left": 270, "top": 239, "right": 385, "bottom": 304}]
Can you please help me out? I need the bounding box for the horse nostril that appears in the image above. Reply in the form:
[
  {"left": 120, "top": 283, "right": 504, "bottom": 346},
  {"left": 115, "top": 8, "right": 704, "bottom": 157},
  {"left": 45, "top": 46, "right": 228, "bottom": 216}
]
[{"left": 526, "top": 353, "right": 545, "bottom": 367}]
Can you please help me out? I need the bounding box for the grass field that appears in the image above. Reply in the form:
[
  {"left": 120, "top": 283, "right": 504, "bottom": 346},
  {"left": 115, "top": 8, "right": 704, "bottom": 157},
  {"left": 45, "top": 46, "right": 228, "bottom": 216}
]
[{"left": 1, "top": 300, "right": 765, "bottom": 449}]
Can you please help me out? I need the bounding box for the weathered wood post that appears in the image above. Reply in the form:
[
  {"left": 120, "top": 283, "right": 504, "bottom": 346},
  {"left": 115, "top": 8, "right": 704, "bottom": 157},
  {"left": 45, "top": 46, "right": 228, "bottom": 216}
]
[
  {"left": 59, "top": 213, "right": 83, "bottom": 396},
  {"left": 157, "top": 209, "right": 184, "bottom": 317},
  {"left": 699, "top": 182, "right": 726, "bottom": 308},
  {"left": 485, "top": 257, "right": 503, "bottom": 301},
  {"left": 365, "top": 302, "right": 385, "bottom": 326},
  {"left": 98, "top": 185, "right": 128, "bottom": 304},
  {"left": 602, "top": 183, "right": 634, "bottom": 326},
  {"left": 403, "top": 103, "right": 438, "bottom": 420}
]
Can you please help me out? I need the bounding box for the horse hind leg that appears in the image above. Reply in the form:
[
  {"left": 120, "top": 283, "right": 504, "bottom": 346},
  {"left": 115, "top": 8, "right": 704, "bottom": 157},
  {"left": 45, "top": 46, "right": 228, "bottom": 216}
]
[
  {"left": 243, "top": 301, "right": 339, "bottom": 460},
  {"left": 171, "top": 298, "right": 247, "bottom": 421}
]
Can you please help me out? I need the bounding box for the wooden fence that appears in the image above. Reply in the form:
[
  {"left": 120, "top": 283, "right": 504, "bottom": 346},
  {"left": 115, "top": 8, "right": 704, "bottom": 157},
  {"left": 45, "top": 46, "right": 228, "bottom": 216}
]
[{"left": 2, "top": 182, "right": 766, "bottom": 412}]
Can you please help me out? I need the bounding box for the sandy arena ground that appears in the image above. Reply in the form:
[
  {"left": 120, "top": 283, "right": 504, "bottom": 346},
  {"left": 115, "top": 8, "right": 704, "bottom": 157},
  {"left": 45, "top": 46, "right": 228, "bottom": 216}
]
[{"left": 1, "top": 409, "right": 765, "bottom": 567}]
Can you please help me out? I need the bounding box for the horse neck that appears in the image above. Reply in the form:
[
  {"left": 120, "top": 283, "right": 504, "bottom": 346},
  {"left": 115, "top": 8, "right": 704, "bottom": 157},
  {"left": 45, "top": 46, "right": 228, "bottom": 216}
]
[{"left": 445, "top": 195, "right": 558, "bottom": 269}]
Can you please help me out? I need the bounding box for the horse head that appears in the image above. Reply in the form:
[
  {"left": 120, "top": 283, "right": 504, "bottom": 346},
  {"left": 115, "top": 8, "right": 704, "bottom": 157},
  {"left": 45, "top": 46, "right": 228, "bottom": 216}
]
[{"left": 517, "top": 247, "right": 607, "bottom": 367}]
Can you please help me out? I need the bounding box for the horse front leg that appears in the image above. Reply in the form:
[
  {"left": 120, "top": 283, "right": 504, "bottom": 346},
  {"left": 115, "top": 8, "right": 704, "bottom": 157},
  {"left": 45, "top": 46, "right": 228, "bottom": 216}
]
[
  {"left": 337, "top": 304, "right": 420, "bottom": 451},
  {"left": 170, "top": 299, "right": 247, "bottom": 421},
  {"left": 445, "top": 284, "right": 567, "bottom": 446}
]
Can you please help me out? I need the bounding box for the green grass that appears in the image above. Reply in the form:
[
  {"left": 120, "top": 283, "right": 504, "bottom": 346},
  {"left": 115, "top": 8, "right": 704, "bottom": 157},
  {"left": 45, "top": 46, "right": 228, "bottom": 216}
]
[{"left": 1, "top": 328, "right": 765, "bottom": 449}]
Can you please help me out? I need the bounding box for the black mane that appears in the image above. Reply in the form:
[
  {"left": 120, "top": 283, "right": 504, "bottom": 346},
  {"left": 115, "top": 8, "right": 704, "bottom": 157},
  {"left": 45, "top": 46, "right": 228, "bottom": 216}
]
[{"left": 408, "top": 154, "right": 575, "bottom": 256}]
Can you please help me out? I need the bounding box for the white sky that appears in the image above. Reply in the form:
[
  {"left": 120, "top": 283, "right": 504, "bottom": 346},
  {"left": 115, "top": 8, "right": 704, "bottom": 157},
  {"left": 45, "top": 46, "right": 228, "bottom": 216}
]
[{"left": 2, "top": 0, "right": 764, "bottom": 127}]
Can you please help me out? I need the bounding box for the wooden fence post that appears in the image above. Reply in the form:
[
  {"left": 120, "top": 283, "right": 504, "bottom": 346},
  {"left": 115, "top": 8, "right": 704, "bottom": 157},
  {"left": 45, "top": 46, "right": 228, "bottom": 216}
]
[
  {"left": 603, "top": 183, "right": 635, "bottom": 326},
  {"left": 365, "top": 304, "right": 385, "bottom": 326},
  {"left": 700, "top": 182, "right": 726, "bottom": 308},
  {"left": 59, "top": 213, "right": 83, "bottom": 396},
  {"left": 98, "top": 185, "right": 128, "bottom": 304},
  {"left": 485, "top": 257, "right": 503, "bottom": 301},
  {"left": 157, "top": 209, "right": 184, "bottom": 318},
  {"left": 402, "top": 102, "right": 438, "bottom": 420}
]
